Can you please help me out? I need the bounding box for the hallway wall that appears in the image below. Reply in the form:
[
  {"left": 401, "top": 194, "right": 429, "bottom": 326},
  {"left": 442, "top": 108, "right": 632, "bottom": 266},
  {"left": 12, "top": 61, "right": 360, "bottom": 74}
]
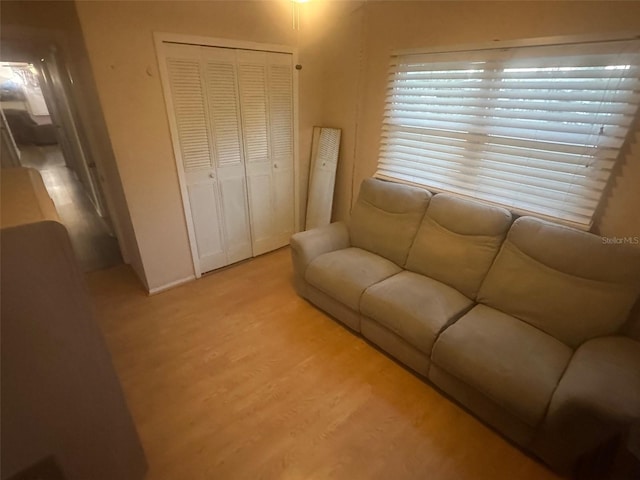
[{"left": 0, "top": 0, "right": 147, "bottom": 287}]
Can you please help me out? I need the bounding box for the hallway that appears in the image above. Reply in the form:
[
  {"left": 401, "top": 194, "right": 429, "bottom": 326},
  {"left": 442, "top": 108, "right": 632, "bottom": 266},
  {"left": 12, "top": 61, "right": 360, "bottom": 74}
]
[{"left": 18, "top": 144, "right": 122, "bottom": 272}]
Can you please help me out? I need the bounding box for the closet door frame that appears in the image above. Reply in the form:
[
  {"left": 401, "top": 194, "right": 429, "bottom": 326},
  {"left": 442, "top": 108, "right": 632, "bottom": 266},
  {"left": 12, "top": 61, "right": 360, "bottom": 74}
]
[{"left": 155, "top": 32, "right": 300, "bottom": 278}]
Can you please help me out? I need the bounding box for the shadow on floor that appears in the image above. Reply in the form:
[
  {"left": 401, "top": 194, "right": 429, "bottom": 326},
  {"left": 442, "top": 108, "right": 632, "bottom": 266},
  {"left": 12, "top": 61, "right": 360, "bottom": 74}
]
[{"left": 18, "top": 144, "right": 123, "bottom": 272}]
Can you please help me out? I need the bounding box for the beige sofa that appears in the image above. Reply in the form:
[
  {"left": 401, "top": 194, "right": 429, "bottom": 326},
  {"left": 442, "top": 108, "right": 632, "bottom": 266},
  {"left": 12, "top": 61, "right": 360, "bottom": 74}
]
[{"left": 291, "top": 178, "right": 640, "bottom": 472}]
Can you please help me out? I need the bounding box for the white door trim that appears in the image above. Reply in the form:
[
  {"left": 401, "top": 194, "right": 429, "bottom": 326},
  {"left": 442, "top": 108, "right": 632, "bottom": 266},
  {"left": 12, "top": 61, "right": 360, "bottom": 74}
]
[{"left": 154, "top": 32, "right": 300, "bottom": 278}]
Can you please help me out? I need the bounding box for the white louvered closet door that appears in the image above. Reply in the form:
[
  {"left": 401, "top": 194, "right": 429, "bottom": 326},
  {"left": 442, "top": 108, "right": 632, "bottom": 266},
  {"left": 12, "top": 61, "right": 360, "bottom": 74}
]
[
  {"left": 238, "top": 50, "right": 295, "bottom": 255},
  {"left": 202, "top": 47, "right": 253, "bottom": 265},
  {"left": 163, "top": 42, "right": 294, "bottom": 274},
  {"left": 165, "top": 43, "right": 227, "bottom": 272},
  {"left": 267, "top": 53, "right": 295, "bottom": 251}
]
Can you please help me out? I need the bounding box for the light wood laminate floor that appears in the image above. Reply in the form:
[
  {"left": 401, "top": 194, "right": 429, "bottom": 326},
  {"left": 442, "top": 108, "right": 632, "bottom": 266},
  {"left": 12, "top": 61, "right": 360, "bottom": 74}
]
[
  {"left": 87, "top": 248, "right": 563, "bottom": 480},
  {"left": 18, "top": 144, "right": 122, "bottom": 272}
]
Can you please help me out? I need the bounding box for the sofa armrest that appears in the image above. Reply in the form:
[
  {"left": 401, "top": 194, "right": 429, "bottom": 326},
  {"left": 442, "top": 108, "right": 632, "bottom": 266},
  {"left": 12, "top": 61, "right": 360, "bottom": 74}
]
[
  {"left": 533, "top": 336, "right": 640, "bottom": 472},
  {"left": 290, "top": 221, "right": 350, "bottom": 279}
]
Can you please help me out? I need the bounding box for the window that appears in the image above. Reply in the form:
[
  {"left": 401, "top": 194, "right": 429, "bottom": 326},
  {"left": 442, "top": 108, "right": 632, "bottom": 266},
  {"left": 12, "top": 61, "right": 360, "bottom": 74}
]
[{"left": 377, "top": 39, "right": 640, "bottom": 229}]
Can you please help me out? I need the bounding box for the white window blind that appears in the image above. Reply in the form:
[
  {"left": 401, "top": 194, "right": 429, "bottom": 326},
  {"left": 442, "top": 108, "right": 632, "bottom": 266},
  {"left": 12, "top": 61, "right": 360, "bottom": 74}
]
[{"left": 377, "top": 39, "right": 640, "bottom": 228}]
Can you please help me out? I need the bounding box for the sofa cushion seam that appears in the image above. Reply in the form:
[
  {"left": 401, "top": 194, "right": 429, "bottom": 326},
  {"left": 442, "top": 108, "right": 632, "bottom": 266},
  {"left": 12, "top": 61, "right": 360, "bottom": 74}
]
[
  {"left": 426, "top": 212, "right": 510, "bottom": 238},
  {"left": 506, "top": 239, "right": 640, "bottom": 287},
  {"left": 360, "top": 197, "right": 428, "bottom": 216}
]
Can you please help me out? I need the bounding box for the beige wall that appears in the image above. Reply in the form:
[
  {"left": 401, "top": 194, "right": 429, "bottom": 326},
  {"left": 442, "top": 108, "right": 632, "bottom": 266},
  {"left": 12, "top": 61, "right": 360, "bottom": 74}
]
[
  {"left": 323, "top": 1, "right": 640, "bottom": 241},
  {"left": 75, "top": 0, "right": 331, "bottom": 291},
  {"left": 597, "top": 125, "right": 640, "bottom": 237},
  {"left": 318, "top": 4, "right": 366, "bottom": 223},
  {"left": 1, "top": 0, "right": 147, "bottom": 286}
]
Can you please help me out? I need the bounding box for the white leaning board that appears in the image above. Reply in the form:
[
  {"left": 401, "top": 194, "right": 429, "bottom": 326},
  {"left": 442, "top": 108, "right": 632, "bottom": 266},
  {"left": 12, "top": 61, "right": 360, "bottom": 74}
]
[{"left": 305, "top": 127, "right": 341, "bottom": 230}]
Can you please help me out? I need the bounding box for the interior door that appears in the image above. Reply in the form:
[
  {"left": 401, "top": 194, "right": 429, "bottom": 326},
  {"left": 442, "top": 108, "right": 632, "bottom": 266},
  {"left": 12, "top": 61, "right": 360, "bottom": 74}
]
[
  {"left": 237, "top": 50, "right": 272, "bottom": 255},
  {"left": 166, "top": 43, "right": 227, "bottom": 272},
  {"left": 202, "top": 47, "right": 252, "bottom": 265},
  {"left": 267, "top": 53, "right": 295, "bottom": 248},
  {"left": 238, "top": 50, "right": 294, "bottom": 255},
  {"left": 162, "top": 42, "right": 295, "bottom": 274},
  {"left": 37, "top": 55, "right": 107, "bottom": 217}
]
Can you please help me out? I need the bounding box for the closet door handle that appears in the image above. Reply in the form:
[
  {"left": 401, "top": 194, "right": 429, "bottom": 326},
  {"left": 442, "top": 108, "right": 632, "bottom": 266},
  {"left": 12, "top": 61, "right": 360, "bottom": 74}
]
[{"left": 209, "top": 173, "right": 215, "bottom": 179}]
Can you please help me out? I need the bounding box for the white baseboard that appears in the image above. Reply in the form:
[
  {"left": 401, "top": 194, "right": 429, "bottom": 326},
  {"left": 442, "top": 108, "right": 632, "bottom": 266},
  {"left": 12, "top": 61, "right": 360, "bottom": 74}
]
[{"left": 147, "top": 274, "right": 196, "bottom": 296}]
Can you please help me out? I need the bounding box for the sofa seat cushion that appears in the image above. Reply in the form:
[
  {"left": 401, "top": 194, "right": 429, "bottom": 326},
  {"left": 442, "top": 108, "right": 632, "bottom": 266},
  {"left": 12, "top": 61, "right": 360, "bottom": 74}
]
[
  {"left": 361, "top": 271, "right": 473, "bottom": 355},
  {"left": 432, "top": 304, "right": 573, "bottom": 427},
  {"left": 305, "top": 247, "right": 402, "bottom": 311}
]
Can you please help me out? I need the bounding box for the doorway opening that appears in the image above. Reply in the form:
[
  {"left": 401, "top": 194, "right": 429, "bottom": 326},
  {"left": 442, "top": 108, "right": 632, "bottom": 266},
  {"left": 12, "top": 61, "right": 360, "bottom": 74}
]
[{"left": 0, "top": 59, "right": 122, "bottom": 272}]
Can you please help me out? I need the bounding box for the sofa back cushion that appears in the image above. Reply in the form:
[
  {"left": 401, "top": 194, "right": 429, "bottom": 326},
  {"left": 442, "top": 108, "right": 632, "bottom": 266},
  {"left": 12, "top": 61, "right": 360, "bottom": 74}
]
[
  {"left": 349, "top": 178, "right": 431, "bottom": 266},
  {"left": 405, "top": 194, "right": 512, "bottom": 299},
  {"left": 478, "top": 217, "right": 640, "bottom": 348}
]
